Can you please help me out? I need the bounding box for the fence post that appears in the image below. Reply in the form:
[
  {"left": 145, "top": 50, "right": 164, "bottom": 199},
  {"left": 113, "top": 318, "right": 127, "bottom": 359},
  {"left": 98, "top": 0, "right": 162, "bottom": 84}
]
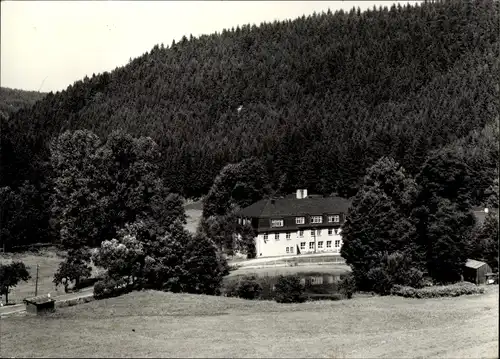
[{"left": 35, "top": 264, "right": 39, "bottom": 297}]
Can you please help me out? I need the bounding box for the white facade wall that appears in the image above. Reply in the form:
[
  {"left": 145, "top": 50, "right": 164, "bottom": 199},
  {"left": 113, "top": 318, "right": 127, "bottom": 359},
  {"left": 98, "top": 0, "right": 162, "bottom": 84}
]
[{"left": 255, "top": 228, "right": 343, "bottom": 258}]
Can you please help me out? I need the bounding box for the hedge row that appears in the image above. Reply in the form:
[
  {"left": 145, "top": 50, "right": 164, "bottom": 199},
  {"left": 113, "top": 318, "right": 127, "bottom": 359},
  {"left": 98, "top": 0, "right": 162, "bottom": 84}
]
[
  {"left": 390, "top": 282, "right": 485, "bottom": 298},
  {"left": 93, "top": 277, "right": 131, "bottom": 300}
]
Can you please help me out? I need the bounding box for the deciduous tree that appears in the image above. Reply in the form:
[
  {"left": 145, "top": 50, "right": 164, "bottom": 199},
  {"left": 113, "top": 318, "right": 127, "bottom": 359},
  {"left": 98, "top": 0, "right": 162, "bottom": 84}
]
[
  {"left": 413, "top": 147, "right": 477, "bottom": 284},
  {"left": 341, "top": 157, "right": 419, "bottom": 291},
  {"left": 468, "top": 212, "right": 499, "bottom": 272},
  {"left": 53, "top": 248, "right": 92, "bottom": 292},
  {"left": 0, "top": 261, "right": 31, "bottom": 304}
]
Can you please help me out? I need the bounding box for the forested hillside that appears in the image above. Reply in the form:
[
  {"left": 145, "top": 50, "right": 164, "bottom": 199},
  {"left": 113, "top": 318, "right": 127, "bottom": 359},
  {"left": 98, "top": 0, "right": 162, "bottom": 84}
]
[
  {"left": 1, "top": 0, "right": 499, "bottom": 199},
  {"left": 0, "top": 87, "right": 46, "bottom": 120}
]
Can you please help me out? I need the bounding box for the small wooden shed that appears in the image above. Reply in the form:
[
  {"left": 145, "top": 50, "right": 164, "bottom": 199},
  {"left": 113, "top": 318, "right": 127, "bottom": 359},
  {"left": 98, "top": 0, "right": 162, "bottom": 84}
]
[
  {"left": 24, "top": 294, "right": 56, "bottom": 315},
  {"left": 463, "top": 259, "right": 493, "bottom": 285}
]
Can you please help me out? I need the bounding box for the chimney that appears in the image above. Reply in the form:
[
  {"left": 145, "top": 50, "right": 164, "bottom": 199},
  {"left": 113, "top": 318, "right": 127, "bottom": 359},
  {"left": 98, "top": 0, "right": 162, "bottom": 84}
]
[{"left": 296, "top": 189, "right": 308, "bottom": 199}]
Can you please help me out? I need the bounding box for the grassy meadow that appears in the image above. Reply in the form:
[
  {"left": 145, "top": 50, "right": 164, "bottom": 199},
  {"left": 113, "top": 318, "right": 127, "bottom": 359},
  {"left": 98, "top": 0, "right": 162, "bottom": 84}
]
[
  {"left": 183, "top": 199, "right": 203, "bottom": 233},
  {"left": 1, "top": 285, "right": 497, "bottom": 358},
  {"left": 0, "top": 249, "right": 101, "bottom": 304},
  {"left": 0, "top": 249, "right": 68, "bottom": 303}
]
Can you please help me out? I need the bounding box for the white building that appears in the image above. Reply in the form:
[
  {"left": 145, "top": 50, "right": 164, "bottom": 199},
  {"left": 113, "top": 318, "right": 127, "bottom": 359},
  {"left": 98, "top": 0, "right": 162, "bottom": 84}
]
[{"left": 237, "top": 189, "right": 351, "bottom": 258}]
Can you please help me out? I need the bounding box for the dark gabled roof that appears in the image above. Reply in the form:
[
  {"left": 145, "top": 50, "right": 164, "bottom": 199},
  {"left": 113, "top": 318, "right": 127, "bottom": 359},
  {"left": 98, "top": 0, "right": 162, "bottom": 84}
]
[
  {"left": 238, "top": 199, "right": 270, "bottom": 218},
  {"left": 238, "top": 196, "right": 352, "bottom": 218},
  {"left": 24, "top": 294, "right": 56, "bottom": 305}
]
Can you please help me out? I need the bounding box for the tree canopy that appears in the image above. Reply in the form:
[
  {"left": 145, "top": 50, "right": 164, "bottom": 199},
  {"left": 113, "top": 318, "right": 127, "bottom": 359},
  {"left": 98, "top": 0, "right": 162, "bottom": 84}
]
[
  {"left": 2, "top": 0, "right": 498, "bottom": 201},
  {"left": 1, "top": 0, "right": 499, "bottom": 251}
]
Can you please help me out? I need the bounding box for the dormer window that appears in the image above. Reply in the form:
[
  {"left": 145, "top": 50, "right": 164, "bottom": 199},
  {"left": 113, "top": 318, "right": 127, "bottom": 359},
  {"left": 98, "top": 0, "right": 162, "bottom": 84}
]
[
  {"left": 271, "top": 219, "right": 284, "bottom": 228},
  {"left": 295, "top": 217, "right": 305, "bottom": 225},
  {"left": 311, "top": 216, "right": 323, "bottom": 224},
  {"left": 328, "top": 215, "right": 340, "bottom": 223}
]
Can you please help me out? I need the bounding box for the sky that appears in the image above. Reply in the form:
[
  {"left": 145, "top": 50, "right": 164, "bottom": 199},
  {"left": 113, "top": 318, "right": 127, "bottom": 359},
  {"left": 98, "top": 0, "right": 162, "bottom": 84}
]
[{"left": 1, "top": 1, "right": 420, "bottom": 93}]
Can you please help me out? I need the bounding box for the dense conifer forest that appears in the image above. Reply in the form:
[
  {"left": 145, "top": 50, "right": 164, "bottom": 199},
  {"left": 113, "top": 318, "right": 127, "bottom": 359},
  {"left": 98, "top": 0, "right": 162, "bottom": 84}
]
[
  {"left": 0, "top": 87, "right": 46, "bottom": 120},
  {"left": 1, "top": 0, "right": 499, "bottom": 250}
]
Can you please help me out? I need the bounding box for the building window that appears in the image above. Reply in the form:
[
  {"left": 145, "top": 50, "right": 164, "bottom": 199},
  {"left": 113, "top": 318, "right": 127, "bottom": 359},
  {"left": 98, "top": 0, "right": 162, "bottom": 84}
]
[
  {"left": 295, "top": 217, "right": 305, "bottom": 224},
  {"left": 286, "top": 232, "right": 291, "bottom": 240},
  {"left": 275, "top": 233, "right": 280, "bottom": 241},
  {"left": 328, "top": 215, "right": 340, "bottom": 223},
  {"left": 310, "top": 230, "right": 315, "bottom": 237},
  {"left": 334, "top": 228, "right": 339, "bottom": 235},
  {"left": 310, "top": 276, "right": 323, "bottom": 285},
  {"left": 286, "top": 247, "right": 290, "bottom": 254},
  {"left": 238, "top": 218, "right": 242, "bottom": 225},
  {"left": 300, "top": 242, "right": 306, "bottom": 250},
  {"left": 328, "top": 229, "right": 333, "bottom": 236},
  {"left": 263, "top": 233, "right": 268, "bottom": 240},
  {"left": 271, "top": 219, "right": 284, "bottom": 227},
  {"left": 290, "top": 246, "right": 294, "bottom": 253},
  {"left": 317, "top": 229, "right": 322, "bottom": 237},
  {"left": 335, "top": 240, "right": 341, "bottom": 248},
  {"left": 326, "top": 241, "right": 332, "bottom": 248},
  {"left": 318, "top": 241, "right": 324, "bottom": 249},
  {"left": 309, "top": 242, "right": 314, "bottom": 250},
  {"left": 299, "top": 230, "right": 304, "bottom": 238},
  {"left": 311, "top": 216, "right": 323, "bottom": 224}
]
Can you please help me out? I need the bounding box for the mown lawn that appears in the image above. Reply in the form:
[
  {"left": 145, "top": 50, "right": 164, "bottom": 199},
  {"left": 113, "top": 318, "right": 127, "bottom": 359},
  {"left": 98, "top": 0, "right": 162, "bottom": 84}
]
[{"left": 1, "top": 285, "right": 497, "bottom": 358}]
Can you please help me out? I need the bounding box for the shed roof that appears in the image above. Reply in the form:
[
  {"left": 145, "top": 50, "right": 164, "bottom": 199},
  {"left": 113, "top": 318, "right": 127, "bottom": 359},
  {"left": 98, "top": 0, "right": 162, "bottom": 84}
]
[
  {"left": 465, "top": 259, "right": 488, "bottom": 269},
  {"left": 238, "top": 196, "right": 352, "bottom": 218},
  {"left": 24, "top": 294, "right": 56, "bottom": 305}
]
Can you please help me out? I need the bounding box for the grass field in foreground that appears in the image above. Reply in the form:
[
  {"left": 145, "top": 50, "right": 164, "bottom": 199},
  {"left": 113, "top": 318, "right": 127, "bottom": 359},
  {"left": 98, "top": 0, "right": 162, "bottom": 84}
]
[
  {"left": 2, "top": 286, "right": 497, "bottom": 358},
  {"left": 228, "top": 264, "right": 350, "bottom": 277}
]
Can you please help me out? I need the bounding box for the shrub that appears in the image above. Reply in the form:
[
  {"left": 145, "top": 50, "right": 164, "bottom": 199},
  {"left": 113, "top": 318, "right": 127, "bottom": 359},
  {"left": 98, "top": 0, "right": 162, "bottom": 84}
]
[
  {"left": 235, "top": 275, "right": 263, "bottom": 300},
  {"left": 221, "top": 275, "right": 263, "bottom": 299},
  {"left": 338, "top": 272, "right": 357, "bottom": 299},
  {"left": 228, "top": 264, "right": 241, "bottom": 272},
  {"left": 221, "top": 277, "right": 239, "bottom": 297},
  {"left": 74, "top": 274, "right": 106, "bottom": 290},
  {"left": 308, "top": 293, "right": 343, "bottom": 301},
  {"left": 274, "top": 275, "right": 306, "bottom": 303},
  {"left": 390, "top": 282, "right": 485, "bottom": 298},
  {"left": 366, "top": 267, "right": 393, "bottom": 295},
  {"left": 93, "top": 277, "right": 130, "bottom": 300}
]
